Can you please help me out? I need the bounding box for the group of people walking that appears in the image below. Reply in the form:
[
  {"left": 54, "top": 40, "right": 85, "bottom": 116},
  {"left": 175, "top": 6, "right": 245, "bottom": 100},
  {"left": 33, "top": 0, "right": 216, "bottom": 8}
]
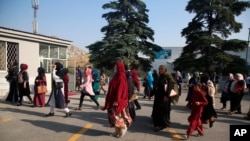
[
  {"left": 4, "top": 60, "right": 249, "bottom": 139},
  {"left": 5, "top": 61, "right": 36, "bottom": 106}
]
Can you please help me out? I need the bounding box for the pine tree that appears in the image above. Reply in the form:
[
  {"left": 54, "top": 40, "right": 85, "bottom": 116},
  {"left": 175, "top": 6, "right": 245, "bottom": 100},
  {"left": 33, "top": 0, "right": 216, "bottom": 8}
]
[
  {"left": 87, "top": 0, "right": 162, "bottom": 70},
  {"left": 173, "top": 0, "right": 250, "bottom": 74}
]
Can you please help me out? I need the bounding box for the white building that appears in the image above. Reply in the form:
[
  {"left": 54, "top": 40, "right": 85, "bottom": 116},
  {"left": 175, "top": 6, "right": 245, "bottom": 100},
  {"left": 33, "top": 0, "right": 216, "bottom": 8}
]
[{"left": 0, "top": 26, "right": 72, "bottom": 97}]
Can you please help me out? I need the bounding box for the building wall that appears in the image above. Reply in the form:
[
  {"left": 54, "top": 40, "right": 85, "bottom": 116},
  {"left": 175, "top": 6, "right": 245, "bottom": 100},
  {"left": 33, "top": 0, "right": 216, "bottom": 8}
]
[{"left": 0, "top": 27, "right": 72, "bottom": 98}]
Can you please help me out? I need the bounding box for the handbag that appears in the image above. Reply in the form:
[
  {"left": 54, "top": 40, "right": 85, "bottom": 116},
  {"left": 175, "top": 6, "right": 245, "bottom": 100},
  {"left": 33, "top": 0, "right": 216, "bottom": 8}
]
[
  {"left": 129, "top": 93, "right": 138, "bottom": 102},
  {"left": 169, "top": 89, "right": 178, "bottom": 97},
  {"left": 37, "top": 84, "right": 47, "bottom": 94},
  {"left": 56, "top": 82, "right": 63, "bottom": 89}
]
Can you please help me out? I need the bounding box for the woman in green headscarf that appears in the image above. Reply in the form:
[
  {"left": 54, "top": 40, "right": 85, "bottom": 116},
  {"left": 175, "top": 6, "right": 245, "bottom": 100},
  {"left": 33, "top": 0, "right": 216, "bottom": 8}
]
[
  {"left": 151, "top": 65, "right": 174, "bottom": 131},
  {"left": 92, "top": 68, "right": 100, "bottom": 100}
]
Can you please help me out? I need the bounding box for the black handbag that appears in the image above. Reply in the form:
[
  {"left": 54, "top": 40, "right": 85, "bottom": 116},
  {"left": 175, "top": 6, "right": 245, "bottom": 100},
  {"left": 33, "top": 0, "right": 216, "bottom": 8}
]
[{"left": 56, "top": 82, "right": 63, "bottom": 89}]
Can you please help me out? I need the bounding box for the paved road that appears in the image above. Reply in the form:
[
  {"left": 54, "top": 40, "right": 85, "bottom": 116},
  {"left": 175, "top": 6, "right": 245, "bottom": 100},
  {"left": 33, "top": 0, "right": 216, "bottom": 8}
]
[{"left": 0, "top": 85, "right": 249, "bottom": 141}]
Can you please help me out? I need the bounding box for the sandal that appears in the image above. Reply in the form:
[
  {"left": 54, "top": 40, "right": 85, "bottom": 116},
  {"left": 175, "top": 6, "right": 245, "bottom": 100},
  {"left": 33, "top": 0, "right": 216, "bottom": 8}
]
[
  {"left": 180, "top": 134, "right": 189, "bottom": 140},
  {"left": 194, "top": 133, "right": 204, "bottom": 137}
]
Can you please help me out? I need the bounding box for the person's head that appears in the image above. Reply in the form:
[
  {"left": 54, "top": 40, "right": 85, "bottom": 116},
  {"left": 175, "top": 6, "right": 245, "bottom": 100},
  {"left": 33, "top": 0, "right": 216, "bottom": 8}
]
[
  {"left": 235, "top": 73, "right": 244, "bottom": 81},
  {"left": 20, "top": 63, "right": 28, "bottom": 71},
  {"left": 38, "top": 67, "right": 45, "bottom": 76},
  {"left": 228, "top": 73, "right": 234, "bottom": 80},
  {"left": 158, "top": 65, "right": 167, "bottom": 75},
  {"left": 194, "top": 83, "right": 202, "bottom": 92},
  {"left": 114, "top": 61, "right": 125, "bottom": 73},
  {"left": 84, "top": 67, "right": 92, "bottom": 76},
  {"left": 153, "top": 69, "right": 157, "bottom": 74},
  {"left": 200, "top": 73, "right": 210, "bottom": 83},
  {"left": 54, "top": 62, "right": 63, "bottom": 71},
  {"left": 11, "top": 60, "right": 18, "bottom": 67}
]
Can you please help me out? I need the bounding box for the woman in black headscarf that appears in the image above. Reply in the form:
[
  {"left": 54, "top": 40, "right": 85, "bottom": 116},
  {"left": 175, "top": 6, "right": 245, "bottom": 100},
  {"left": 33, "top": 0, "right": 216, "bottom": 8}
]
[
  {"left": 46, "top": 62, "right": 72, "bottom": 117},
  {"left": 5, "top": 60, "right": 19, "bottom": 104}
]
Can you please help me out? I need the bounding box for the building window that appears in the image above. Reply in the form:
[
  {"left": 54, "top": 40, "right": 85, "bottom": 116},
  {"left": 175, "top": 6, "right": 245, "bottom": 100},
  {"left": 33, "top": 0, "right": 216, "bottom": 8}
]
[
  {"left": 0, "top": 41, "right": 19, "bottom": 71},
  {"left": 0, "top": 41, "right": 6, "bottom": 71},
  {"left": 39, "top": 44, "right": 49, "bottom": 58},
  {"left": 39, "top": 44, "right": 67, "bottom": 73}
]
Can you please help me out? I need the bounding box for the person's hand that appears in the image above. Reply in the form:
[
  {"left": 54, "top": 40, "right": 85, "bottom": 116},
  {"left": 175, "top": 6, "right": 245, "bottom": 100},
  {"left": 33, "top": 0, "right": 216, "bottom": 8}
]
[
  {"left": 23, "top": 82, "right": 26, "bottom": 89},
  {"left": 195, "top": 101, "right": 200, "bottom": 105}
]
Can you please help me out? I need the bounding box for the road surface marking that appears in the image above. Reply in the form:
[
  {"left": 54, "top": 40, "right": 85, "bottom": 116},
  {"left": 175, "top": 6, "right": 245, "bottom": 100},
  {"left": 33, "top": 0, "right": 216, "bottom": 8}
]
[
  {"left": 168, "top": 129, "right": 181, "bottom": 141},
  {"left": 67, "top": 123, "right": 93, "bottom": 141},
  {"left": 0, "top": 117, "right": 12, "bottom": 124}
]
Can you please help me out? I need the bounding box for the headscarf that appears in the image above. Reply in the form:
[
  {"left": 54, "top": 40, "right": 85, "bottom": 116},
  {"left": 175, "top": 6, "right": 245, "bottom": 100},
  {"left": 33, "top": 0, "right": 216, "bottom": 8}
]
[
  {"left": 103, "top": 61, "right": 128, "bottom": 114},
  {"left": 84, "top": 67, "right": 93, "bottom": 81},
  {"left": 147, "top": 70, "right": 154, "bottom": 89},
  {"left": 38, "top": 67, "right": 45, "bottom": 79},
  {"left": 54, "top": 62, "right": 67, "bottom": 80},
  {"left": 92, "top": 68, "right": 100, "bottom": 81},
  {"left": 20, "top": 64, "right": 28, "bottom": 71},
  {"left": 157, "top": 65, "right": 175, "bottom": 86}
]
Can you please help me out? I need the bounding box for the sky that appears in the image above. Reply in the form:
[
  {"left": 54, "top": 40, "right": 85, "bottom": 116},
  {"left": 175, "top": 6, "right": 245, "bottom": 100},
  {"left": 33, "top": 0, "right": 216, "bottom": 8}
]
[{"left": 0, "top": 0, "right": 249, "bottom": 52}]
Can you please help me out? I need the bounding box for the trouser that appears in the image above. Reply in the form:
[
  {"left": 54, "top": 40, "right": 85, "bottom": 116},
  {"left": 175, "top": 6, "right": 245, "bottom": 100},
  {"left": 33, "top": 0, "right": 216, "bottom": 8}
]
[
  {"left": 19, "top": 94, "right": 32, "bottom": 104},
  {"left": 134, "top": 99, "right": 141, "bottom": 109},
  {"left": 79, "top": 92, "right": 100, "bottom": 108}
]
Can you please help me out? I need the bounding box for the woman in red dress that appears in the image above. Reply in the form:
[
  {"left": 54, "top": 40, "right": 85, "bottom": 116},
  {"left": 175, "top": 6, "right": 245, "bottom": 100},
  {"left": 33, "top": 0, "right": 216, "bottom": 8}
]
[
  {"left": 102, "top": 61, "right": 132, "bottom": 138},
  {"left": 182, "top": 83, "right": 208, "bottom": 140},
  {"left": 33, "top": 67, "right": 46, "bottom": 107}
]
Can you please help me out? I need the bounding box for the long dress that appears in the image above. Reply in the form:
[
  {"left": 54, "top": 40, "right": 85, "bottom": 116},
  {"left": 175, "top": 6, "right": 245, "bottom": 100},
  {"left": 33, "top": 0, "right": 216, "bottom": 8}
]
[
  {"left": 5, "top": 66, "right": 19, "bottom": 104},
  {"left": 152, "top": 73, "right": 173, "bottom": 130},
  {"left": 201, "top": 80, "right": 217, "bottom": 126},
  {"left": 17, "top": 70, "right": 32, "bottom": 104},
  {"left": 48, "top": 70, "right": 66, "bottom": 109},
  {"left": 186, "top": 89, "right": 208, "bottom": 135},
  {"left": 33, "top": 75, "right": 46, "bottom": 107},
  {"left": 102, "top": 61, "right": 132, "bottom": 138}
]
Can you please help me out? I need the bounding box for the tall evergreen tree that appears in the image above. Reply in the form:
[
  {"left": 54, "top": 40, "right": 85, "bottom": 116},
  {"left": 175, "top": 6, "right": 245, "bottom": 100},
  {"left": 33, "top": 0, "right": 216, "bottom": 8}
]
[
  {"left": 173, "top": 0, "right": 250, "bottom": 74},
  {"left": 87, "top": 0, "right": 162, "bottom": 70}
]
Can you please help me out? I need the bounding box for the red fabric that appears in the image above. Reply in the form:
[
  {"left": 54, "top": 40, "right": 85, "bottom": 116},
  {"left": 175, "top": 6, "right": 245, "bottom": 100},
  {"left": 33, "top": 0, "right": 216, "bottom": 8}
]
[
  {"left": 64, "top": 74, "right": 70, "bottom": 103},
  {"left": 20, "top": 64, "right": 28, "bottom": 71},
  {"left": 103, "top": 61, "right": 128, "bottom": 114},
  {"left": 186, "top": 89, "right": 208, "bottom": 135},
  {"left": 131, "top": 69, "right": 140, "bottom": 91},
  {"left": 33, "top": 76, "right": 46, "bottom": 107}
]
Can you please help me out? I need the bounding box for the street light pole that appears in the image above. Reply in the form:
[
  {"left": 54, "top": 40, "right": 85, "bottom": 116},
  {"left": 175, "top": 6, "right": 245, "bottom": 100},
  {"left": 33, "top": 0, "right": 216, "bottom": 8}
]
[{"left": 246, "top": 28, "right": 250, "bottom": 64}]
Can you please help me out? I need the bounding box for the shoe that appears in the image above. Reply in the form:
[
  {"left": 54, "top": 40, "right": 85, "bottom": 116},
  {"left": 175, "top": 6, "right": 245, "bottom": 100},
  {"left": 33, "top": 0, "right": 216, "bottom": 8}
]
[
  {"left": 74, "top": 107, "right": 82, "bottom": 110},
  {"left": 64, "top": 112, "right": 72, "bottom": 117},
  {"left": 228, "top": 112, "right": 233, "bottom": 115},
  {"left": 209, "top": 120, "right": 215, "bottom": 128},
  {"left": 194, "top": 133, "right": 204, "bottom": 137},
  {"left": 220, "top": 107, "right": 226, "bottom": 110},
  {"left": 234, "top": 111, "right": 242, "bottom": 114},
  {"left": 154, "top": 126, "right": 164, "bottom": 132},
  {"left": 46, "top": 113, "right": 54, "bottom": 117},
  {"left": 16, "top": 103, "right": 22, "bottom": 106},
  {"left": 180, "top": 134, "right": 189, "bottom": 140},
  {"left": 96, "top": 106, "right": 100, "bottom": 110},
  {"left": 135, "top": 107, "right": 141, "bottom": 110}
]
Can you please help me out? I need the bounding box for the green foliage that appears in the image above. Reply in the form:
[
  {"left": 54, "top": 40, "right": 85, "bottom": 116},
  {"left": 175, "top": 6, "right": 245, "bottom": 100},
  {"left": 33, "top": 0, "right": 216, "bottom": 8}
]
[
  {"left": 87, "top": 0, "right": 162, "bottom": 71},
  {"left": 174, "top": 0, "right": 250, "bottom": 74}
]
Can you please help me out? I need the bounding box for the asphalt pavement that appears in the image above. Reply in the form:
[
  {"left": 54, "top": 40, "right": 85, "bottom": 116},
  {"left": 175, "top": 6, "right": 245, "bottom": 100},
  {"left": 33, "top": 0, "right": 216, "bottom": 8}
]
[{"left": 0, "top": 84, "right": 249, "bottom": 141}]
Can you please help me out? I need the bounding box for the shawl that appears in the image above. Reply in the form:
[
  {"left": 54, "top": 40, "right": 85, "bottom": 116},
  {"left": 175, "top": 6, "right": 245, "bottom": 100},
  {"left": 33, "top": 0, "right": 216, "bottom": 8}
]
[
  {"left": 81, "top": 67, "right": 95, "bottom": 95},
  {"left": 103, "top": 61, "right": 128, "bottom": 114},
  {"left": 147, "top": 71, "right": 154, "bottom": 89}
]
